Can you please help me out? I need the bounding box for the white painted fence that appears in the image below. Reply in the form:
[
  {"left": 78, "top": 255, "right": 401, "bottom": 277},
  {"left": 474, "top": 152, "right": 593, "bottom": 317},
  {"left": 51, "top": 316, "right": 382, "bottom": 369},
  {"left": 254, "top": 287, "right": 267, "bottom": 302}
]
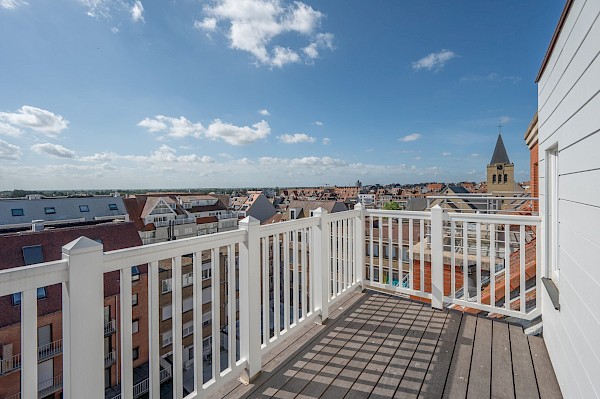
[{"left": 0, "top": 204, "right": 541, "bottom": 399}]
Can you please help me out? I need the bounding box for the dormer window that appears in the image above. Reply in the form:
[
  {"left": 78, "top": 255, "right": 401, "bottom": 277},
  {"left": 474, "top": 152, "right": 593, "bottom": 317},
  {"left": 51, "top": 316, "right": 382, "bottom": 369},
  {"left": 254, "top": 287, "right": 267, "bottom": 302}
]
[
  {"left": 11, "top": 208, "right": 24, "bottom": 216},
  {"left": 109, "top": 203, "right": 118, "bottom": 211},
  {"left": 79, "top": 205, "right": 89, "bottom": 212},
  {"left": 44, "top": 207, "right": 56, "bottom": 215}
]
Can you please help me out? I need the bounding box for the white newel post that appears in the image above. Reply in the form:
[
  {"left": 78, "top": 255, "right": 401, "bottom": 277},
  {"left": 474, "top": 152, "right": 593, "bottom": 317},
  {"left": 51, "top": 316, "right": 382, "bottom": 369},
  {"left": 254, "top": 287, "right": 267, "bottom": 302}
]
[
  {"left": 239, "top": 216, "right": 262, "bottom": 381},
  {"left": 430, "top": 205, "right": 444, "bottom": 310},
  {"left": 353, "top": 203, "right": 365, "bottom": 289},
  {"left": 21, "top": 288, "right": 37, "bottom": 399},
  {"left": 61, "top": 237, "right": 105, "bottom": 399},
  {"left": 312, "top": 207, "right": 330, "bottom": 323}
]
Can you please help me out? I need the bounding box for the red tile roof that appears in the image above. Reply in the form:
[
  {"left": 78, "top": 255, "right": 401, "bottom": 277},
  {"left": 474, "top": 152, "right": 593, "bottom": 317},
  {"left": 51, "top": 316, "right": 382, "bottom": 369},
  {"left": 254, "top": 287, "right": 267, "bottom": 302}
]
[{"left": 0, "top": 222, "right": 144, "bottom": 327}]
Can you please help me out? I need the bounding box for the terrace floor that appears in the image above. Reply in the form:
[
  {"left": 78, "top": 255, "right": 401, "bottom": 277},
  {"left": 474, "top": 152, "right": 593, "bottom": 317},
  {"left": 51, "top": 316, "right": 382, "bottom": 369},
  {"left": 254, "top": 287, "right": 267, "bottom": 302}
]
[{"left": 219, "top": 291, "right": 562, "bottom": 399}]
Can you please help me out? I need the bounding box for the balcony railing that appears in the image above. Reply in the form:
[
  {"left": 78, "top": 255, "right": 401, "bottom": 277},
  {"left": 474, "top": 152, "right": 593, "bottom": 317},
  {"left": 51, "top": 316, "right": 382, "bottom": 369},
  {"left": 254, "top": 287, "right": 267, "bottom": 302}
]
[
  {"left": 0, "top": 205, "right": 541, "bottom": 399},
  {"left": 0, "top": 339, "right": 63, "bottom": 375},
  {"left": 104, "top": 350, "right": 116, "bottom": 368},
  {"left": 104, "top": 319, "right": 117, "bottom": 336},
  {"left": 5, "top": 374, "right": 63, "bottom": 399}
]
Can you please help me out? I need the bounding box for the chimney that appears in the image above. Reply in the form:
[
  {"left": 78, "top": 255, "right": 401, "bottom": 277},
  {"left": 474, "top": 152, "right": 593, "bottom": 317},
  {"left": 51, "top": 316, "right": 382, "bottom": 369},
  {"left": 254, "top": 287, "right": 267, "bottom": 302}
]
[
  {"left": 32, "top": 220, "right": 45, "bottom": 232},
  {"left": 26, "top": 194, "right": 42, "bottom": 200}
]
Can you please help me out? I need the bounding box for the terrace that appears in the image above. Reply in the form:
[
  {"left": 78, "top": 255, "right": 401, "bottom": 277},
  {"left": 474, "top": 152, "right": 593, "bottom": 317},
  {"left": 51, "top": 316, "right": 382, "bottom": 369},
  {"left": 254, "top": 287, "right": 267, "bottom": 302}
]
[{"left": 0, "top": 205, "right": 560, "bottom": 399}]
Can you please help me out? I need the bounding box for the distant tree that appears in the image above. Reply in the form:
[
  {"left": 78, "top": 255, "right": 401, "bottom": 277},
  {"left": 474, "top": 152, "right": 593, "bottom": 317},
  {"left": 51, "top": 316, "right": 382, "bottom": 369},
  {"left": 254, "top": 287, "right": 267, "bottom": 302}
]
[{"left": 383, "top": 201, "right": 400, "bottom": 210}]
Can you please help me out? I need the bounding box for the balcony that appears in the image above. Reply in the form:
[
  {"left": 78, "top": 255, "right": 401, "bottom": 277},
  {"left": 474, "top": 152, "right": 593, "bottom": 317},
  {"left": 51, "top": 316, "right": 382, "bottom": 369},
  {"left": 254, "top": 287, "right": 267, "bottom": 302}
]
[
  {"left": 0, "top": 339, "right": 63, "bottom": 375},
  {"left": 105, "top": 319, "right": 117, "bottom": 336},
  {"left": 105, "top": 351, "right": 117, "bottom": 368},
  {"left": 5, "top": 374, "right": 63, "bottom": 399},
  {"left": 0, "top": 205, "right": 561, "bottom": 399}
]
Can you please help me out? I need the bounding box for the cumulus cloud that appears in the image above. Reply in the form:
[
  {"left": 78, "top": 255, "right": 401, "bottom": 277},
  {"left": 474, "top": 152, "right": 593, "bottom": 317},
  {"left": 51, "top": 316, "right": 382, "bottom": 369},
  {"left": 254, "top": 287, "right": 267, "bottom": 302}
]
[
  {"left": 322, "top": 137, "right": 331, "bottom": 145},
  {"left": 259, "top": 156, "right": 346, "bottom": 168},
  {"left": 398, "top": 133, "right": 422, "bottom": 142},
  {"left": 0, "top": 106, "right": 68, "bottom": 136},
  {"left": 0, "top": 0, "right": 28, "bottom": 9},
  {"left": 314, "top": 120, "right": 323, "bottom": 126},
  {"left": 412, "top": 49, "right": 456, "bottom": 71},
  {"left": 258, "top": 109, "right": 270, "bottom": 116},
  {"left": 442, "top": 152, "right": 451, "bottom": 156},
  {"left": 199, "top": 0, "right": 334, "bottom": 68},
  {"left": 31, "top": 143, "right": 76, "bottom": 158},
  {"left": 277, "top": 133, "right": 316, "bottom": 144},
  {"left": 0, "top": 139, "right": 21, "bottom": 160},
  {"left": 130, "top": 0, "right": 144, "bottom": 22},
  {"left": 205, "top": 119, "right": 270, "bottom": 145},
  {"left": 138, "top": 115, "right": 204, "bottom": 138},
  {"left": 111, "top": 26, "right": 120, "bottom": 33}
]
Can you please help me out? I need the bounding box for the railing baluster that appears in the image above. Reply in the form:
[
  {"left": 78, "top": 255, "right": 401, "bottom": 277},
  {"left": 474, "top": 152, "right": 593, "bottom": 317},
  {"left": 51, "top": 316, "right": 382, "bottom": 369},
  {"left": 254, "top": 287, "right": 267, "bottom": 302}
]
[
  {"left": 227, "top": 245, "right": 236, "bottom": 369},
  {"left": 388, "top": 217, "right": 393, "bottom": 289},
  {"left": 451, "top": 220, "right": 455, "bottom": 300},
  {"left": 520, "top": 225, "right": 526, "bottom": 313},
  {"left": 21, "top": 288, "right": 37, "bottom": 399},
  {"left": 490, "top": 224, "right": 496, "bottom": 307},
  {"left": 261, "top": 238, "right": 269, "bottom": 344},
  {"left": 398, "top": 217, "right": 403, "bottom": 288},
  {"left": 172, "top": 256, "right": 183, "bottom": 398},
  {"left": 283, "top": 232, "right": 290, "bottom": 332},
  {"left": 120, "top": 265, "right": 134, "bottom": 399},
  {"left": 420, "top": 219, "right": 425, "bottom": 293},
  {"left": 505, "top": 224, "right": 511, "bottom": 311},
  {"left": 463, "top": 222, "right": 468, "bottom": 301},
  {"left": 332, "top": 221, "right": 338, "bottom": 296},
  {"left": 476, "top": 222, "right": 482, "bottom": 304},
  {"left": 273, "top": 234, "right": 281, "bottom": 337},
  {"left": 293, "top": 229, "right": 299, "bottom": 325},
  {"left": 192, "top": 254, "right": 203, "bottom": 393},
  {"left": 369, "top": 216, "right": 374, "bottom": 283},
  {"left": 354, "top": 203, "right": 365, "bottom": 289},
  {"left": 409, "top": 219, "right": 414, "bottom": 290},
  {"left": 378, "top": 216, "right": 383, "bottom": 284},
  {"left": 210, "top": 249, "right": 220, "bottom": 380},
  {"left": 301, "top": 227, "right": 308, "bottom": 319}
]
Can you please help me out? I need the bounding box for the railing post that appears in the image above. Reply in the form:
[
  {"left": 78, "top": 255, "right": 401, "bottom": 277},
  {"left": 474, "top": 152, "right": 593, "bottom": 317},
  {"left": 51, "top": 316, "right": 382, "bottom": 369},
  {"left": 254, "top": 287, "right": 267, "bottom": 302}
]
[
  {"left": 61, "top": 237, "right": 104, "bottom": 399},
  {"left": 431, "top": 205, "right": 445, "bottom": 310},
  {"left": 312, "top": 207, "right": 330, "bottom": 323},
  {"left": 354, "top": 203, "right": 365, "bottom": 290},
  {"left": 239, "top": 216, "right": 262, "bottom": 382}
]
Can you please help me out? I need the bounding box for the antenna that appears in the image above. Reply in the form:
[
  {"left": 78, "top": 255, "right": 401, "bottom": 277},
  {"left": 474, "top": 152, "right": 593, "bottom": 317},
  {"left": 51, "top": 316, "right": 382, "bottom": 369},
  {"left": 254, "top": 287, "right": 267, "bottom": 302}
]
[{"left": 498, "top": 120, "right": 503, "bottom": 135}]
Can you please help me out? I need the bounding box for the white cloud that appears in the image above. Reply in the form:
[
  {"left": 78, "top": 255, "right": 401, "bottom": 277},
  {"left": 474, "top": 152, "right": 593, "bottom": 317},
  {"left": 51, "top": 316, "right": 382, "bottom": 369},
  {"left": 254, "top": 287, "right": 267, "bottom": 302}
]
[
  {"left": 205, "top": 119, "right": 270, "bottom": 145},
  {"left": 460, "top": 73, "right": 521, "bottom": 84},
  {"left": 111, "top": 26, "right": 120, "bottom": 33},
  {"left": 219, "top": 152, "right": 233, "bottom": 159},
  {"left": 499, "top": 115, "right": 511, "bottom": 125},
  {"left": 0, "top": 106, "right": 68, "bottom": 136},
  {"left": 412, "top": 49, "right": 456, "bottom": 71},
  {"left": 138, "top": 115, "right": 204, "bottom": 138},
  {"left": 471, "top": 153, "right": 479, "bottom": 157},
  {"left": 277, "top": 133, "right": 316, "bottom": 144},
  {"left": 442, "top": 152, "right": 451, "bottom": 156},
  {"left": 130, "top": 0, "right": 144, "bottom": 22},
  {"left": 322, "top": 137, "right": 331, "bottom": 145},
  {"left": 78, "top": 0, "right": 112, "bottom": 18},
  {"left": 259, "top": 156, "right": 346, "bottom": 168},
  {"left": 0, "top": 121, "right": 21, "bottom": 137},
  {"left": 258, "top": 109, "right": 270, "bottom": 116},
  {"left": 414, "top": 156, "right": 422, "bottom": 160},
  {"left": 314, "top": 120, "right": 323, "bottom": 126},
  {"left": 0, "top": 0, "right": 28, "bottom": 10},
  {"left": 0, "top": 139, "right": 21, "bottom": 160},
  {"left": 194, "top": 17, "right": 218, "bottom": 32},
  {"left": 201, "top": 0, "right": 333, "bottom": 67},
  {"left": 398, "top": 133, "right": 422, "bottom": 142},
  {"left": 31, "top": 143, "right": 76, "bottom": 158}
]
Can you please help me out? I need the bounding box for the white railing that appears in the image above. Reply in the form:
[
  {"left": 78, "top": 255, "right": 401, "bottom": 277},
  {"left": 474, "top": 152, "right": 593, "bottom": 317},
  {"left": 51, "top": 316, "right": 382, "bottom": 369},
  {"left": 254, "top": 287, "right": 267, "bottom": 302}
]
[
  {"left": 111, "top": 368, "right": 172, "bottom": 399},
  {"left": 105, "top": 350, "right": 117, "bottom": 367},
  {"left": 105, "top": 319, "right": 117, "bottom": 335},
  {"left": 4, "top": 374, "right": 64, "bottom": 399},
  {"left": 0, "top": 204, "right": 541, "bottom": 399},
  {"left": 154, "top": 218, "right": 196, "bottom": 228},
  {"left": 0, "top": 353, "right": 21, "bottom": 375},
  {"left": 364, "top": 207, "right": 541, "bottom": 320},
  {"left": 38, "top": 339, "right": 62, "bottom": 360},
  {"left": 425, "top": 194, "right": 538, "bottom": 215}
]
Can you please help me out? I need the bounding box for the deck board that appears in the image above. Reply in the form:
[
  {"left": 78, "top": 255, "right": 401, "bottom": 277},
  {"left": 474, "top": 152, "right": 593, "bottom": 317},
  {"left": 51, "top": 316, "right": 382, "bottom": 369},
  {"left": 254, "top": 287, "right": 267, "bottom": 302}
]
[{"left": 222, "top": 290, "right": 562, "bottom": 399}]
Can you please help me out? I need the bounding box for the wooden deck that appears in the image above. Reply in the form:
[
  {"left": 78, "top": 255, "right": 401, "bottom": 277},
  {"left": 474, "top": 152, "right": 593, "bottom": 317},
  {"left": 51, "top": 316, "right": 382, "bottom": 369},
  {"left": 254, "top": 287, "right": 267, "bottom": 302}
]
[{"left": 219, "top": 291, "right": 562, "bottom": 399}]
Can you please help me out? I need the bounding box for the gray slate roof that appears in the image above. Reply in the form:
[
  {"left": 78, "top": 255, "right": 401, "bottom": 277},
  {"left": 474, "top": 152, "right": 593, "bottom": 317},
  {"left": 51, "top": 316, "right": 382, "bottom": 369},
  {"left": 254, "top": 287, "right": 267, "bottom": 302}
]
[
  {"left": 0, "top": 196, "right": 127, "bottom": 226},
  {"left": 490, "top": 134, "right": 511, "bottom": 164}
]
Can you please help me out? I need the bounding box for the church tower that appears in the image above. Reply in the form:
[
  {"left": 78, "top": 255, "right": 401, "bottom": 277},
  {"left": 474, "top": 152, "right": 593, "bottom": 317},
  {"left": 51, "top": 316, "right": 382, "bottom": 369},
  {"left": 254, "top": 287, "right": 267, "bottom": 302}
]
[{"left": 486, "top": 133, "right": 515, "bottom": 193}]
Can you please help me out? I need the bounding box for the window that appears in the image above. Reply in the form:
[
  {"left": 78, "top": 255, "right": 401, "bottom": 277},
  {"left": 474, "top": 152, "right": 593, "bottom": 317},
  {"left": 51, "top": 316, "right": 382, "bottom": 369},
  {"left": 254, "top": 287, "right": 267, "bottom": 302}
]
[
  {"left": 109, "top": 203, "right": 118, "bottom": 211},
  {"left": 22, "top": 245, "right": 44, "bottom": 265},
  {"left": 44, "top": 207, "right": 56, "bottom": 214},
  {"left": 162, "top": 331, "right": 172, "bottom": 347},
  {"left": 132, "top": 293, "right": 138, "bottom": 306},
  {"left": 79, "top": 205, "right": 89, "bottom": 212},
  {"left": 132, "top": 319, "right": 139, "bottom": 334},
  {"left": 132, "top": 347, "right": 139, "bottom": 361},
  {"left": 504, "top": 174, "right": 508, "bottom": 183},
  {"left": 162, "top": 305, "right": 172, "bottom": 321},
  {"left": 493, "top": 175, "right": 496, "bottom": 183},
  {"left": 131, "top": 266, "right": 140, "bottom": 281},
  {"left": 202, "top": 268, "right": 211, "bottom": 281},
  {"left": 162, "top": 278, "right": 172, "bottom": 294},
  {"left": 183, "top": 321, "right": 193, "bottom": 337},
  {"left": 183, "top": 297, "right": 193, "bottom": 313},
  {"left": 11, "top": 208, "right": 24, "bottom": 217},
  {"left": 546, "top": 145, "right": 559, "bottom": 282},
  {"left": 11, "top": 287, "right": 47, "bottom": 305}
]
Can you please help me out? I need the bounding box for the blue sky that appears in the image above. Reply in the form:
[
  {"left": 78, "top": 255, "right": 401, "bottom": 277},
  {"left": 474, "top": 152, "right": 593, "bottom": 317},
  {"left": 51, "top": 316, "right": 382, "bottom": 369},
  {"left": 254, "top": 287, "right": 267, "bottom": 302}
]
[{"left": 0, "top": 0, "right": 564, "bottom": 190}]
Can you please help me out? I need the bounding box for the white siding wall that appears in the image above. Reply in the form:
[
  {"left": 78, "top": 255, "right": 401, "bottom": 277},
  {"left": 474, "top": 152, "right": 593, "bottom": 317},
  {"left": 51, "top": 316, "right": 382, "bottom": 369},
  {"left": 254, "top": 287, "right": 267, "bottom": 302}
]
[{"left": 538, "top": 1, "right": 600, "bottom": 397}]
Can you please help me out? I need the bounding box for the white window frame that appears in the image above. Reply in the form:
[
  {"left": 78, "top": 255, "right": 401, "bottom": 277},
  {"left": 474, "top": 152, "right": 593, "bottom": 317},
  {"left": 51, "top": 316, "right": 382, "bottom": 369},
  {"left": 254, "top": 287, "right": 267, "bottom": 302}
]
[{"left": 546, "top": 145, "right": 560, "bottom": 283}]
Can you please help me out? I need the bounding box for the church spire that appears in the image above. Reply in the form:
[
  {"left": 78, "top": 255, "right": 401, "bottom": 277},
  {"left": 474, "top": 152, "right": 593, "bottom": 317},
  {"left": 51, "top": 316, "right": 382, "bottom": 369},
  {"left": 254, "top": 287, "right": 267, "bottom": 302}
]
[{"left": 490, "top": 133, "right": 510, "bottom": 165}]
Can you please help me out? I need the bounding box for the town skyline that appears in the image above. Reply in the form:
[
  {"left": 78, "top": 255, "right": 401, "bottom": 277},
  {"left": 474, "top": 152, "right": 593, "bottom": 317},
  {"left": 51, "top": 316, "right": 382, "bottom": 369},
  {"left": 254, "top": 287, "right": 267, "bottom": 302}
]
[{"left": 0, "top": 1, "right": 564, "bottom": 189}]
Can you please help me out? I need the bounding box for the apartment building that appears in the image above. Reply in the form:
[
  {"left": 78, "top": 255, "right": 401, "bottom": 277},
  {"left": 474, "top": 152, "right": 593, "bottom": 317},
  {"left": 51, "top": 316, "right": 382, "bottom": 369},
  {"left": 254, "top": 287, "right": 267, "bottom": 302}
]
[
  {"left": 124, "top": 194, "right": 239, "bottom": 245},
  {"left": 0, "top": 222, "right": 147, "bottom": 399},
  {"left": 0, "top": 194, "right": 128, "bottom": 232}
]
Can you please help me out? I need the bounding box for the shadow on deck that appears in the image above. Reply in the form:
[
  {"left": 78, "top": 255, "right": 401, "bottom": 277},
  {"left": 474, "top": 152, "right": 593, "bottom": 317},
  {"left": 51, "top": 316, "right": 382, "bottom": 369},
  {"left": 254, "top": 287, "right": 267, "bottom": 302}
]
[{"left": 219, "top": 291, "right": 562, "bottom": 399}]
